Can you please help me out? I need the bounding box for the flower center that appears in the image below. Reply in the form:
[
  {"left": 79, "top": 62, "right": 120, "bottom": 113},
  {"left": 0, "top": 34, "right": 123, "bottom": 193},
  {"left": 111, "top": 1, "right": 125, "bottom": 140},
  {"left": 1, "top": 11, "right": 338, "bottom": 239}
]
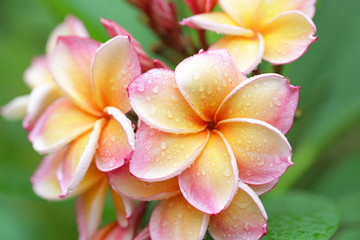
[{"left": 207, "top": 121, "right": 217, "bottom": 131}]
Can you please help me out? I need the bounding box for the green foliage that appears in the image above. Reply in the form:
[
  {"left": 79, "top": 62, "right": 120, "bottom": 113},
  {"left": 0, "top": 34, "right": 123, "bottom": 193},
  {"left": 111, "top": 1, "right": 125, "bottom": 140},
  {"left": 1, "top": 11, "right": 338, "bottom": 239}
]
[{"left": 262, "top": 192, "right": 341, "bottom": 240}]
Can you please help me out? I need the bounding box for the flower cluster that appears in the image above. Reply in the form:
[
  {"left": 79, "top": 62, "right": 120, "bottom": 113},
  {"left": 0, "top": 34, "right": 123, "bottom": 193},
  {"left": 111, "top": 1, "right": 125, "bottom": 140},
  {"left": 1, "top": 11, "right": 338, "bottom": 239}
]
[{"left": 2, "top": 0, "right": 317, "bottom": 239}]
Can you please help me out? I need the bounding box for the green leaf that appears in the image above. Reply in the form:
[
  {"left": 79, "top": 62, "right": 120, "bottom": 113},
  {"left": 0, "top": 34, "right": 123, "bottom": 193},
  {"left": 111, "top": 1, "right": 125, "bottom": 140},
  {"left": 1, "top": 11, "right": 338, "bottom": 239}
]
[{"left": 261, "top": 192, "right": 341, "bottom": 240}]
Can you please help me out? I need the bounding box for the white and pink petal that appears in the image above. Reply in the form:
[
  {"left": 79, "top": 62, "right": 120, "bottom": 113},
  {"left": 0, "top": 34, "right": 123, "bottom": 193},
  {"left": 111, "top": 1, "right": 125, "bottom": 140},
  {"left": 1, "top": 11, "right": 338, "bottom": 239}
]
[
  {"left": 209, "top": 182, "right": 267, "bottom": 240},
  {"left": 179, "top": 131, "right": 238, "bottom": 214},
  {"left": 130, "top": 124, "right": 209, "bottom": 181},
  {"left": 149, "top": 195, "right": 210, "bottom": 240},
  {"left": 217, "top": 118, "right": 293, "bottom": 185},
  {"left": 216, "top": 73, "right": 300, "bottom": 134}
]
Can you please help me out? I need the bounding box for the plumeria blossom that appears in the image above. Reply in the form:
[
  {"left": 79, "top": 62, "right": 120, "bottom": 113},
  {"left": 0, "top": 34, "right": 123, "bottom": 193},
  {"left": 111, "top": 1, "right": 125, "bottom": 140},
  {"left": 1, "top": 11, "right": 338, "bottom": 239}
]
[
  {"left": 181, "top": 0, "right": 317, "bottom": 73},
  {"left": 128, "top": 49, "right": 299, "bottom": 216},
  {"left": 28, "top": 34, "right": 141, "bottom": 200},
  {"left": 1, "top": 15, "right": 88, "bottom": 131},
  {"left": 184, "top": 0, "right": 218, "bottom": 14}
]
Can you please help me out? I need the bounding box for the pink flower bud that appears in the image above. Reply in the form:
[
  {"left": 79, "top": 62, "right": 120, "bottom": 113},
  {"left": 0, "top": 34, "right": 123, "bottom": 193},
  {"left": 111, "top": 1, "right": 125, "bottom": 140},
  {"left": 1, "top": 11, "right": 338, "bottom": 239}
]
[{"left": 184, "top": 0, "right": 218, "bottom": 14}]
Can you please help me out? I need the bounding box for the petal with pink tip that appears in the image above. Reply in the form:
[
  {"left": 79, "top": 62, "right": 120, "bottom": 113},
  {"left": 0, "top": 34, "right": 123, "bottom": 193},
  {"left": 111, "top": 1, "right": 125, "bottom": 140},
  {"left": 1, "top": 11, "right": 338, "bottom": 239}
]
[
  {"left": 93, "top": 222, "right": 133, "bottom": 240},
  {"left": 260, "top": 11, "right": 317, "bottom": 64},
  {"left": 46, "top": 15, "right": 89, "bottom": 56},
  {"left": 209, "top": 182, "right": 267, "bottom": 240},
  {"left": 128, "top": 69, "right": 207, "bottom": 133},
  {"left": 179, "top": 131, "right": 238, "bottom": 214},
  {"left": 23, "top": 56, "right": 52, "bottom": 89},
  {"left": 149, "top": 195, "right": 209, "bottom": 240},
  {"left": 215, "top": 73, "right": 300, "bottom": 134},
  {"left": 29, "top": 98, "right": 98, "bottom": 154},
  {"left": 130, "top": 124, "right": 209, "bottom": 181},
  {"left": 31, "top": 148, "right": 66, "bottom": 200},
  {"left": 100, "top": 18, "right": 154, "bottom": 72},
  {"left": 50, "top": 36, "right": 101, "bottom": 116},
  {"left": 248, "top": 178, "right": 279, "bottom": 196},
  {"left": 96, "top": 117, "right": 132, "bottom": 172},
  {"left": 255, "top": 0, "right": 317, "bottom": 26},
  {"left": 217, "top": 118, "right": 293, "bottom": 185},
  {"left": 1, "top": 95, "right": 28, "bottom": 120},
  {"left": 57, "top": 119, "right": 105, "bottom": 197},
  {"left": 181, "top": 12, "right": 254, "bottom": 37},
  {"left": 210, "top": 33, "right": 264, "bottom": 74},
  {"left": 76, "top": 178, "right": 108, "bottom": 240},
  {"left": 219, "top": 0, "right": 262, "bottom": 28},
  {"left": 108, "top": 164, "right": 180, "bottom": 201},
  {"left": 91, "top": 36, "right": 141, "bottom": 112},
  {"left": 111, "top": 189, "right": 135, "bottom": 228},
  {"left": 175, "top": 49, "right": 246, "bottom": 121},
  {"left": 24, "top": 82, "right": 62, "bottom": 131}
]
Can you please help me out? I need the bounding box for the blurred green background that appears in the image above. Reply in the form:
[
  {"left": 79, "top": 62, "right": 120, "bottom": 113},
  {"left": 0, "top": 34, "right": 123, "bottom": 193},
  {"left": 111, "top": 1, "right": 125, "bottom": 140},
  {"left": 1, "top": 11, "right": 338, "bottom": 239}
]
[{"left": 0, "top": 0, "right": 359, "bottom": 239}]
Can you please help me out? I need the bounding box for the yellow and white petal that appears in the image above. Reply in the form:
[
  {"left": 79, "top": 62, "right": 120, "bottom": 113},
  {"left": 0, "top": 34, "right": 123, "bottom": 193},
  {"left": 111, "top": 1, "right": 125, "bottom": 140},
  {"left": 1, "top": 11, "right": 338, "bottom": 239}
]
[
  {"left": 23, "top": 82, "right": 62, "bottom": 131},
  {"left": 1, "top": 95, "right": 29, "bottom": 120},
  {"left": 100, "top": 18, "right": 154, "bottom": 72},
  {"left": 91, "top": 36, "right": 141, "bottom": 112},
  {"left": 96, "top": 116, "right": 133, "bottom": 172},
  {"left": 149, "top": 195, "right": 210, "bottom": 240},
  {"left": 216, "top": 74, "right": 300, "bottom": 134},
  {"left": 128, "top": 69, "right": 207, "bottom": 134},
  {"left": 46, "top": 15, "right": 89, "bottom": 56},
  {"left": 219, "top": 0, "right": 262, "bottom": 28},
  {"left": 210, "top": 33, "right": 264, "bottom": 74},
  {"left": 181, "top": 12, "right": 254, "bottom": 37},
  {"left": 248, "top": 178, "right": 279, "bottom": 196},
  {"left": 50, "top": 36, "right": 102, "bottom": 116},
  {"left": 31, "top": 148, "right": 67, "bottom": 200},
  {"left": 179, "top": 131, "right": 238, "bottom": 214},
  {"left": 209, "top": 182, "right": 267, "bottom": 240},
  {"left": 175, "top": 49, "right": 246, "bottom": 121},
  {"left": 255, "top": 0, "right": 317, "bottom": 26},
  {"left": 130, "top": 124, "right": 210, "bottom": 182},
  {"left": 217, "top": 118, "right": 292, "bottom": 185},
  {"left": 108, "top": 164, "right": 181, "bottom": 201},
  {"left": 260, "top": 10, "right": 317, "bottom": 64},
  {"left": 29, "top": 97, "right": 98, "bottom": 154},
  {"left": 57, "top": 119, "right": 105, "bottom": 197},
  {"left": 23, "top": 56, "right": 53, "bottom": 88},
  {"left": 76, "top": 178, "right": 108, "bottom": 240},
  {"left": 111, "top": 190, "right": 135, "bottom": 228}
]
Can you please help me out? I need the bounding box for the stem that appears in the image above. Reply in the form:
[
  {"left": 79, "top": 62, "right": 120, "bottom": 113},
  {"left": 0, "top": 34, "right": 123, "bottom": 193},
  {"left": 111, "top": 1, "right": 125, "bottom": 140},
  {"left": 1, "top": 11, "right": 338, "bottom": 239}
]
[
  {"left": 198, "top": 30, "right": 208, "bottom": 50},
  {"left": 273, "top": 64, "right": 283, "bottom": 74}
]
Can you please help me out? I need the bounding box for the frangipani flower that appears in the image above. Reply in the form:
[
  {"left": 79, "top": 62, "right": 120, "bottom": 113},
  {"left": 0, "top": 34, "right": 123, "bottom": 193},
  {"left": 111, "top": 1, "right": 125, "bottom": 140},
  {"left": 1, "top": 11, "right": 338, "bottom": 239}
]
[
  {"left": 184, "top": 0, "right": 218, "bottom": 14},
  {"left": 181, "top": 0, "right": 317, "bottom": 73},
  {"left": 29, "top": 35, "right": 141, "bottom": 198},
  {"left": 1, "top": 15, "right": 88, "bottom": 130},
  {"left": 128, "top": 49, "right": 299, "bottom": 215}
]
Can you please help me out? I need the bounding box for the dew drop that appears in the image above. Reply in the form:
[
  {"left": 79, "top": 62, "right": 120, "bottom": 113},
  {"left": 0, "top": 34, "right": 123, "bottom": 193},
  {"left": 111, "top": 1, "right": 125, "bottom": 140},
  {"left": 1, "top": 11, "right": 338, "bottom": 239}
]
[
  {"left": 257, "top": 159, "right": 265, "bottom": 166},
  {"left": 239, "top": 200, "right": 251, "bottom": 208},
  {"left": 245, "top": 169, "right": 252, "bottom": 176},
  {"left": 152, "top": 86, "right": 160, "bottom": 93},
  {"left": 160, "top": 142, "right": 167, "bottom": 150},
  {"left": 192, "top": 72, "right": 200, "bottom": 80},
  {"left": 272, "top": 97, "right": 282, "bottom": 106},
  {"left": 198, "top": 83, "right": 204, "bottom": 92},
  {"left": 222, "top": 167, "right": 232, "bottom": 177},
  {"left": 166, "top": 110, "right": 173, "bottom": 118},
  {"left": 137, "top": 83, "right": 145, "bottom": 92},
  {"left": 201, "top": 169, "right": 206, "bottom": 176},
  {"left": 150, "top": 106, "right": 156, "bottom": 116}
]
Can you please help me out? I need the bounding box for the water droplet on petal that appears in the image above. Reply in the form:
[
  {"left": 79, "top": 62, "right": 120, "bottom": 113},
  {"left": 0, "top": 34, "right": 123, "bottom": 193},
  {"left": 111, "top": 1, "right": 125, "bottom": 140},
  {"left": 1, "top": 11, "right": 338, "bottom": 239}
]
[
  {"left": 152, "top": 86, "right": 160, "bottom": 93},
  {"left": 160, "top": 142, "right": 167, "bottom": 150},
  {"left": 192, "top": 72, "right": 200, "bottom": 80},
  {"left": 166, "top": 110, "right": 173, "bottom": 118},
  {"left": 137, "top": 83, "right": 145, "bottom": 92},
  {"left": 222, "top": 167, "right": 232, "bottom": 177}
]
